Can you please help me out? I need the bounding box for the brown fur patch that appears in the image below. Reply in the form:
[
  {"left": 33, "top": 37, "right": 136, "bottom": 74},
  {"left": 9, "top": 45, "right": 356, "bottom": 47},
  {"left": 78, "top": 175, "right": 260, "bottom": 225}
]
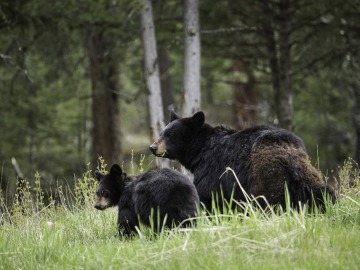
[
  {"left": 154, "top": 140, "right": 167, "bottom": 156},
  {"left": 250, "top": 142, "right": 324, "bottom": 206}
]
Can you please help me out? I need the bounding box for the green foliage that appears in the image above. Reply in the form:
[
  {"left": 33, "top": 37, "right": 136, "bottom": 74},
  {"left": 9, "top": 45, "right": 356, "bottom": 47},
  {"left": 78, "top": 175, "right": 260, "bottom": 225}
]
[
  {"left": 96, "top": 156, "right": 108, "bottom": 175},
  {"left": 138, "top": 154, "right": 146, "bottom": 174},
  {"left": 11, "top": 178, "right": 34, "bottom": 222},
  {"left": 33, "top": 171, "right": 45, "bottom": 211},
  {"left": 73, "top": 169, "right": 97, "bottom": 209},
  {"left": 9, "top": 172, "right": 52, "bottom": 225},
  {"left": 338, "top": 158, "right": 360, "bottom": 198},
  {"left": 73, "top": 159, "right": 107, "bottom": 209},
  {"left": 293, "top": 75, "right": 354, "bottom": 171},
  {"left": 0, "top": 0, "right": 143, "bottom": 192}
]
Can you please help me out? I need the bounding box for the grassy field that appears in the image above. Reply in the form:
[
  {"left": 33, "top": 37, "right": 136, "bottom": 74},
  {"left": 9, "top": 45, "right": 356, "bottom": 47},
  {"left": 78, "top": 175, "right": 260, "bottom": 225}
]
[{"left": 0, "top": 160, "right": 359, "bottom": 270}]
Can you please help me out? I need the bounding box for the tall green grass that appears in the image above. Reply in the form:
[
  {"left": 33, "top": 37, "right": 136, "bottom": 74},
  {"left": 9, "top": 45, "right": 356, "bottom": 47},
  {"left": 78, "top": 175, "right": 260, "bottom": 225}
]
[{"left": 0, "top": 157, "right": 359, "bottom": 270}]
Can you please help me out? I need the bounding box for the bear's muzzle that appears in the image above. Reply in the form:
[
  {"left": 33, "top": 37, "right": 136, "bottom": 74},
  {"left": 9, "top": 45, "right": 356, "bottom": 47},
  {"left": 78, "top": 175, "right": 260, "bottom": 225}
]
[{"left": 149, "top": 143, "right": 157, "bottom": 154}]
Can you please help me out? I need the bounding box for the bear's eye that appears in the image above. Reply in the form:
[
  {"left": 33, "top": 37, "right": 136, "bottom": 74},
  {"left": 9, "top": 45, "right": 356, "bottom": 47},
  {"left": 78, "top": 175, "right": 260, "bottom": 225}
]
[{"left": 101, "top": 190, "right": 110, "bottom": 197}]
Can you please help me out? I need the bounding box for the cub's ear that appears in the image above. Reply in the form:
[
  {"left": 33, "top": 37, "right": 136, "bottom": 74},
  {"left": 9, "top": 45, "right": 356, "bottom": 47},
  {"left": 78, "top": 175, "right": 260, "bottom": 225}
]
[
  {"left": 190, "top": 111, "right": 205, "bottom": 127},
  {"left": 170, "top": 110, "right": 180, "bottom": 122},
  {"left": 110, "top": 164, "right": 123, "bottom": 176},
  {"left": 95, "top": 171, "right": 104, "bottom": 182}
]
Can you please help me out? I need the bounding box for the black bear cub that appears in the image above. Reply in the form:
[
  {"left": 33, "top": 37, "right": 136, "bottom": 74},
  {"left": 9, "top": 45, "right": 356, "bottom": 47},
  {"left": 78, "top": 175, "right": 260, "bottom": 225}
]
[
  {"left": 94, "top": 164, "right": 199, "bottom": 237},
  {"left": 150, "top": 111, "right": 336, "bottom": 212}
]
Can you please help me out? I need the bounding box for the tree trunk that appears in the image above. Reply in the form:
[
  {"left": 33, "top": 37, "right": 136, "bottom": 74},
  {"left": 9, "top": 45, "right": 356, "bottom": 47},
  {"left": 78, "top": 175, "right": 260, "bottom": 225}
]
[
  {"left": 352, "top": 87, "right": 360, "bottom": 165},
  {"left": 277, "top": 0, "right": 293, "bottom": 130},
  {"left": 182, "top": 0, "right": 201, "bottom": 116},
  {"left": 262, "top": 4, "right": 281, "bottom": 125},
  {"left": 141, "top": 0, "right": 165, "bottom": 140},
  {"left": 262, "top": 1, "right": 293, "bottom": 130},
  {"left": 158, "top": 48, "right": 176, "bottom": 123},
  {"left": 87, "top": 30, "right": 121, "bottom": 167},
  {"left": 232, "top": 59, "right": 258, "bottom": 130},
  {"left": 27, "top": 86, "right": 36, "bottom": 181},
  {"left": 140, "top": 0, "right": 169, "bottom": 168}
]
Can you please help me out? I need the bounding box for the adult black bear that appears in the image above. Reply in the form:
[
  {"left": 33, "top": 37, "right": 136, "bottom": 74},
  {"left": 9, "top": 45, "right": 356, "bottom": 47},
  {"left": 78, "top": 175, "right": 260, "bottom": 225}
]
[
  {"left": 94, "top": 164, "right": 199, "bottom": 237},
  {"left": 149, "top": 111, "right": 336, "bottom": 212}
]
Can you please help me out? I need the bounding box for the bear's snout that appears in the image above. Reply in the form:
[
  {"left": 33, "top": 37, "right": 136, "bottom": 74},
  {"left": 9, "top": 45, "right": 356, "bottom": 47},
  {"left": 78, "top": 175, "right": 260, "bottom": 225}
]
[
  {"left": 149, "top": 143, "right": 157, "bottom": 154},
  {"left": 150, "top": 140, "right": 168, "bottom": 157}
]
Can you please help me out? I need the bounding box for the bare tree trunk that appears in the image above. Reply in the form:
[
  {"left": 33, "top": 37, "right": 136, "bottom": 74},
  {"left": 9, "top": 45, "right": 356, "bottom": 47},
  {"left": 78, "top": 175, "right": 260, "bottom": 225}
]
[
  {"left": 141, "top": 0, "right": 169, "bottom": 168},
  {"left": 182, "top": 0, "right": 201, "bottom": 116},
  {"left": 87, "top": 30, "right": 121, "bottom": 167},
  {"left": 232, "top": 59, "right": 258, "bottom": 130}
]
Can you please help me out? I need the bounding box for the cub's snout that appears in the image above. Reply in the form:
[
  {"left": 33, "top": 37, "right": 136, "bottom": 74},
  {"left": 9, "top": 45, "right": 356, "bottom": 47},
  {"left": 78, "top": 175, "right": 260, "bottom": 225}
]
[
  {"left": 94, "top": 204, "right": 103, "bottom": 210},
  {"left": 94, "top": 197, "right": 110, "bottom": 211}
]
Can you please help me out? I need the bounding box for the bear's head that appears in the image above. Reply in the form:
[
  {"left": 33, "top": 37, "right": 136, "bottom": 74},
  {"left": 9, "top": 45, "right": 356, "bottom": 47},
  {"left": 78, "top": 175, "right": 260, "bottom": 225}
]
[
  {"left": 149, "top": 110, "right": 205, "bottom": 160},
  {"left": 94, "top": 164, "right": 125, "bottom": 210}
]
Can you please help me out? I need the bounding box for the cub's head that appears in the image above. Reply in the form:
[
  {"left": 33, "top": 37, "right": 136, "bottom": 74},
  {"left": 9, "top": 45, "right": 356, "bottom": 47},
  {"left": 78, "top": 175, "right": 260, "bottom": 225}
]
[
  {"left": 149, "top": 110, "right": 205, "bottom": 160},
  {"left": 94, "top": 164, "right": 125, "bottom": 211}
]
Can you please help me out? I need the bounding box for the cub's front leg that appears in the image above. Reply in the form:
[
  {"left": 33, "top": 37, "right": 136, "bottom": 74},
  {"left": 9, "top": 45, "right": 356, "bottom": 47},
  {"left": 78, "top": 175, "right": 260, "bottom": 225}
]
[{"left": 118, "top": 207, "right": 138, "bottom": 238}]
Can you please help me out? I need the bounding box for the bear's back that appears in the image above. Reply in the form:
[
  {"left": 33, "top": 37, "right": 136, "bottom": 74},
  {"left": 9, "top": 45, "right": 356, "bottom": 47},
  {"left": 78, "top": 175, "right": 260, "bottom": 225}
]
[
  {"left": 131, "top": 168, "right": 199, "bottom": 227},
  {"left": 134, "top": 168, "right": 197, "bottom": 203},
  {"left": 251, "top": 126, "right": 305, "bottom": 149},
  {"left": 200, "top": 125, "right": 274, "bottom": 168},
  {"left": 208, "top": 125, "right": 304, "bottom": 159}
]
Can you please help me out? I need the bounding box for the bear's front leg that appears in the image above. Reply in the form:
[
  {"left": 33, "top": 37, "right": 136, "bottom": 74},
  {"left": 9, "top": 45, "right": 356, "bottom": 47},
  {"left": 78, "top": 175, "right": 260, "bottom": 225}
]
[{"left": 118, "top": 207, "right": 138, "bottom": 239}]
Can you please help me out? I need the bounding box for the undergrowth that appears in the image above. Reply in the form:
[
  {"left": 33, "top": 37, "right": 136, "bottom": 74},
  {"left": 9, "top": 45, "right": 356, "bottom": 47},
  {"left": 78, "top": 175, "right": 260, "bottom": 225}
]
[{"left": 338, "top": 158, "right": 360, "bottom": 197}]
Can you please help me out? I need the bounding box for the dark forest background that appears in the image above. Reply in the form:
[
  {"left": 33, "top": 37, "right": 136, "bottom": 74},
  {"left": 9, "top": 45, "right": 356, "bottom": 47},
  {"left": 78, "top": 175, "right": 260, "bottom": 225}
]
[{"left": 1, "top": 0, "right": 359, "bottom": 204}]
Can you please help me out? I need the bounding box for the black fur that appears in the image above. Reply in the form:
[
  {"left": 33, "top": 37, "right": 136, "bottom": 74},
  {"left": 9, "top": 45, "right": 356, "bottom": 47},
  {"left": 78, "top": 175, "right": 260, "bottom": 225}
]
[
  {"left": 95, "top": 164, "right": 199, "bottom": 237},
  {"left": 150, "top": 111, "right": 336, "bottom": 212}
]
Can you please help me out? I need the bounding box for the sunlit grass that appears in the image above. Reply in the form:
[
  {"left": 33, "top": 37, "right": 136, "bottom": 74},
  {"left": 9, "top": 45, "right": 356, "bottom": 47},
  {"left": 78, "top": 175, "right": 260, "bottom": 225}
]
[
  {"left": 0, "top": 157, "right": 359, "bottom": 270},
  {"left": 1, "top": 198, "right": 359, "bottom": 269}
]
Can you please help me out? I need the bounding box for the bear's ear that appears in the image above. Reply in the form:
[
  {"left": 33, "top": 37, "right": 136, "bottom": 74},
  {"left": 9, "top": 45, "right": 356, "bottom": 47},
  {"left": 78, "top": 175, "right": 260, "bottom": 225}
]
[
  {"left": 110, "top": 164, "right": 123, "bottom": 177},
  {"left": 190, "top": 111, "right": 205, "bottom": 127},
  {"left": 170, "top": 110, "right": 180, "bottom": 122},
  {"left": 95, "top": 171, "right": 104, "bottom": 182}
]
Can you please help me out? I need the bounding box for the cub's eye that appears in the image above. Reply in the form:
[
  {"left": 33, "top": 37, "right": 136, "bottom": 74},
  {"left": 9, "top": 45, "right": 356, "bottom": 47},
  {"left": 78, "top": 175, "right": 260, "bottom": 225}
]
[{"left": 101, "top": 190, "right": 110, "bottom": 197}]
